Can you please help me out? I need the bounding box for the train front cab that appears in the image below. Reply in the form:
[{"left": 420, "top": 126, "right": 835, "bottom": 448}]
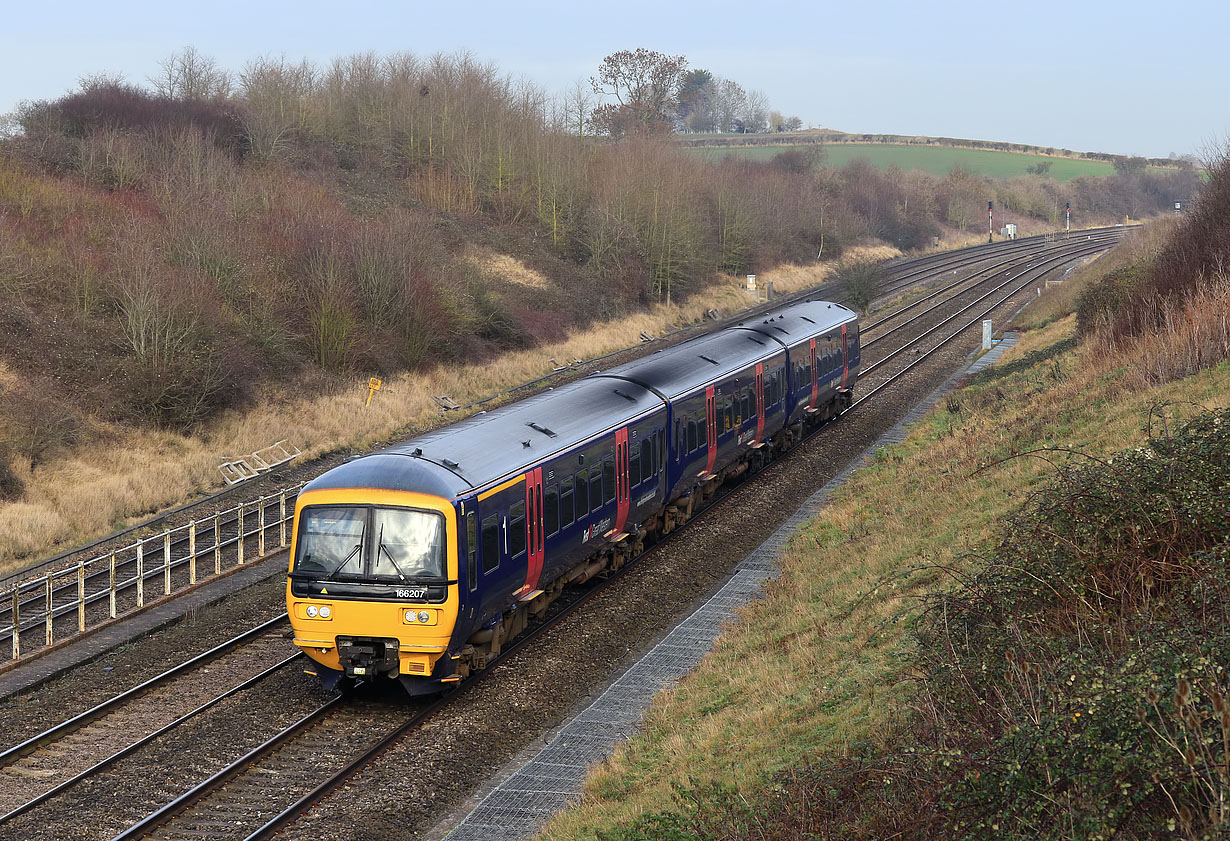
[{"left": 286, "top": 487, "right": 462, "bottom": 695}]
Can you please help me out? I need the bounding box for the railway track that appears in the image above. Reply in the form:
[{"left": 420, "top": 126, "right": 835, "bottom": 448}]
[
  {"left": 0, "top": 617, "right": 295, "bottom": 825},
  {"left": 2, "top": 229, "right": 1124, "bottom": 841}
]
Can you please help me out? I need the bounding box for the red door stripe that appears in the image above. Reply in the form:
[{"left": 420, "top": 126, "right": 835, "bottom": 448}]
[
  {"left": 754, "top": 363, "right": 765, "bottom": 444},
  {"left": 840, "top": 325, "right": 850, "bottom": 389},
  {"left": 614, "top": 427, "right": 630, "bottom": 535},
  {"left": 704, "top": 386, "right": 717, "bottom": 477},
  {"left": 808, "top": 339, "right": 818, "bottom": 409},
  {"left": 521, "top": 467, "right": 544, "bottom": 596}
]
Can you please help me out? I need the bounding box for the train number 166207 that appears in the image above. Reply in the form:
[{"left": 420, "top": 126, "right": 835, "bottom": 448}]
[{"left": 396, "top": 587, "right": 428, "bottom": 599}]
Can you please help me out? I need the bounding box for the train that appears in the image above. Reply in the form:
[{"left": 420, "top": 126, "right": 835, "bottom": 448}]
[{"left": 286, "top": 298, "right": 860, "bottom": 694}]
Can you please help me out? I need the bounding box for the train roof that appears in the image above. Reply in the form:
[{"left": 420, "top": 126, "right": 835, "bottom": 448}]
[
  {"left": 593, "top": 299, "right": 857, "bottom": 400},
  {"left": 304, "top": 376, "right": 665, "bottom": 500},
  {"left": 741, "top": 299, "right": 858, "bottom": 344}
]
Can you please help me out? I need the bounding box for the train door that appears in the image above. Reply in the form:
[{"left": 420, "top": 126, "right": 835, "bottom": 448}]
[
  {"left": 614, "top": 428, "right": 630, "bottom": 535},
  {"left": 840, "top": 324, "right": 850, "bottom": 389},
  {"left": 808, "top": 339, "right": 818, "bottom": 409},
  {"left": 520, "top": 468, "right": 544, "bottom": 597},
  {"left": 704, "top": 387, "right": 717, "bottom": 477},
  {"left": 754, "top": 363, "right": 765, "bottom": 444}
]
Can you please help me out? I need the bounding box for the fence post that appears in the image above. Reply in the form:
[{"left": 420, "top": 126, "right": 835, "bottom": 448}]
[
  {"left": 136, "top": 541, "right": 144, "bottom": 608},
  {"left": 164, "top": 531, "right": 172, "bottom": 595},
  {"left": 109, "top": 551, "right": 117, "bottom": 618},
  {"left": 214, "top": 514, "right": 221, "bottom": 575},
  {"left": 258, "top": 495, "right": 266, "bottom": 557},
  {"left": 279, "top": 490, "right": 287, "bottom": 548},
  {"left": 189, "top": 520, "right": 197, "bottom": 585},
  {"left": 78, "top": 559, "right": 86, "bottom": 634},
  {"left": 11, "top": 586, "right": 20, "bottom": 660},
  {"left": 45, "top": 571, "right": 54, "bottom": 648},
  {"left": 237, "top": 503, "right": 245, "bottom": 566}
]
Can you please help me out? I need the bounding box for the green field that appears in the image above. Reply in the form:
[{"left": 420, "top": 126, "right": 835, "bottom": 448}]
[{"left": 689, "top": 143, "right": 1135, "bottom": 181}]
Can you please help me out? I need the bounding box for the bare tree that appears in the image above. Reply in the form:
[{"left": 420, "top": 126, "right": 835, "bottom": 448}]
[
  {"left": 589, "top": 48, "right": 686, "bottom": 137},
  {"left": 741, "top": 89, "right": 769, "bottom": 133},
  {"left": 150, "top": 46, "right": 232, "bottom": 100},
  {"left": 713, "top": 78, "right": 746, "bottom": 133}
]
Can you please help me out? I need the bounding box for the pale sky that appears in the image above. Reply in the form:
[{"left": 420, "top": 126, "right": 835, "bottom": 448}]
[{"left": 1, "top": 0, "right": 1224, "bottom": 158}]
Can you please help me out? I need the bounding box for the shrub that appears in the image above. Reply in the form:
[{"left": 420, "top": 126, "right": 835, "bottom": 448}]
[{"left": 0, "top": 446, "right": 23, "bottom": 500}]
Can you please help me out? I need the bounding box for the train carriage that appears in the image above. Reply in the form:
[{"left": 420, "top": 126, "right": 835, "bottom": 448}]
[{"left": 287, "top": 298, "right": 860, "bottom": 694}]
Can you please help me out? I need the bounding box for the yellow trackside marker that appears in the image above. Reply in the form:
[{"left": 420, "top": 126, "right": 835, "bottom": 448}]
[{"left": 366, "top": 377, "right": 383, "bottom": 407}]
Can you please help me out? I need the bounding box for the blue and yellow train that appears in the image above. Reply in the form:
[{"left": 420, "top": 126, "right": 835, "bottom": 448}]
[{"left": 287, "top": 299, "right": 860, "bottom": 693}]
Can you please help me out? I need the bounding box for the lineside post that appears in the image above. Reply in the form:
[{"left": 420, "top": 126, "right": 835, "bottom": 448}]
[
  {"left": 109, "top": 551, "right": 117, "bottom": 618},
  {"left": 258, "top": 495, "right": 266, "bottom": 557},
  {"left": 45, "top": 571, "right": 53, "bottom": 647},
  {"left": 164, "top": 531, "right": 172, "bottom": 595},
  {"left": 237, "top": 503, "right": 245, "bottom": 566},
  {"left": 11, "top": 586, "right": 19, "bottom": 660},
  {"left": 189, "top": 520, "right": 197, "bottom": 585},
  {"left": 214, "top": 515, "right": 221, "bottom": 575},
  {"left": 136, "top": 541, "right": 144, "bottom": 608},
  {"left": 279, "top": 490, "right": 287, "bottom": 548},
  {"left": 78, "top": 559, "right": 86, "bottom": 634}
]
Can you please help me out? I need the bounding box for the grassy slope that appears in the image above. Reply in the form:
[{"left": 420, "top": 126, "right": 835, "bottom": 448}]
[
  {"left": 688, "top": 143, "right": 1164, "bottom": 180},
  {"left": 537, "top": 266, "right": 1230, "bottom": 838}
]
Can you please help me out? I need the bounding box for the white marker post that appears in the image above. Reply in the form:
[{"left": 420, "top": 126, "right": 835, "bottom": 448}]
[{"left": 982, "top": 320, "right": 993, "bottom": 351}]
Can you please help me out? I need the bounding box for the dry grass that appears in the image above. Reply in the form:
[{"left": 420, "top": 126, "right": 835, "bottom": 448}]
[
  {"left": 755, "top": 244, "right": 899, "bottom": 294},
  {"left": 468, "top": 248, "right": 552, "bottom": 289},
  {"left": 0, "top": 252, "right": 897, "bottom": 576},
  {"left": 536, "top": 313, "right": 1230, "bottom": 840},
  {"left": 1093, "top": 274, "right": 1230, "bottom": 387}
]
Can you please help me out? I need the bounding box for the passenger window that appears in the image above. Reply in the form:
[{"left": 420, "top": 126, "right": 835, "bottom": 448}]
[
  {"left": 575, "top": 470, "right": 589, "bottom": 518},
  {"left": 629, "top": 447, "right": 641, "bottom": 487},
  {"left": 467, "top": 512, "right": 478, "bottom": 591},
  {"left": 509, "top": 501, "right": 526, "bottom": 557},
  {"left": 641, "top": 439, "right": 653, "bottom": 478},
  {"left": 545, "top": 485, "right": 559, "bottom": 537},
  {"left": 684, "top": 420, "right": 694, "bottom": 453},
  {"left": 560, "top": 477, "right": 575, "bottom": 528},
  {"left": 481, "top": 514, "right": 500, "bottom": 574},
  {"left": 741, "top": 392, "right": 750, "bottom": 422},
  {"left": 602, "top": 458, "right": 615, "bottom": 504},
  {"left": 590, "top": 467, "right": 603, "bottom": 511}
]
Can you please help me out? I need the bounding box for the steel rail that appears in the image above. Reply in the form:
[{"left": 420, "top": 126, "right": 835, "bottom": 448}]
[
  {"left": 0, "top": 614, "right": 290, "bottom": 765},
  {"left": 851, "top": 245, "right": 1109, "bottom": 409},
  {"left": 0, "top": 652, "right": 303, "bottom": 825}
]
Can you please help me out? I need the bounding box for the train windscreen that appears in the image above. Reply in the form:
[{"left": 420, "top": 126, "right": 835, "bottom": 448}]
[{"left": 293, "top": 506, "right": 445, "bottom": 581}]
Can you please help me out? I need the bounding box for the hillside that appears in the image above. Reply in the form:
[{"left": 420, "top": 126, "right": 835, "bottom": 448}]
[
  {"left": 0, "top": 48, "right": 1206, "bottom": 571},
  {"left": 538, "top": 151, "right": 1230, "bottom": 840}
]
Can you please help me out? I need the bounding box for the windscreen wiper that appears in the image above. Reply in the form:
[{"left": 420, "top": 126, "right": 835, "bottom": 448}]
[{"left": 376, "top": 524, "right": 413, "bottom": 582}]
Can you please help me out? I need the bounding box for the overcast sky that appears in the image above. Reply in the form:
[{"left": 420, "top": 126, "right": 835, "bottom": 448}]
[{"left": 1, "top": 0, "right": 1224, "bottom": 158}]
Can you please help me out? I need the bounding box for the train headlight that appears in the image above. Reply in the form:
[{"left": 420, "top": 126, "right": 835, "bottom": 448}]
[
  {"left": 405, "top": 610, "right": 418, "bottom": 623},
  {"left": 418, "top": 610, "right": 431, "bottom": 624},
  {"left": 319, "top": 605, "right": 331, "bottom": 619},
  {"left": 306, "top": 605, "right": 318, "bottom": 618}
]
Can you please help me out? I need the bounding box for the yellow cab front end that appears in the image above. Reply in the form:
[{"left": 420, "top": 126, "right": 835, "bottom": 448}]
[{"left": 286, "top": 487, "right": 460, "bottom": 694}]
